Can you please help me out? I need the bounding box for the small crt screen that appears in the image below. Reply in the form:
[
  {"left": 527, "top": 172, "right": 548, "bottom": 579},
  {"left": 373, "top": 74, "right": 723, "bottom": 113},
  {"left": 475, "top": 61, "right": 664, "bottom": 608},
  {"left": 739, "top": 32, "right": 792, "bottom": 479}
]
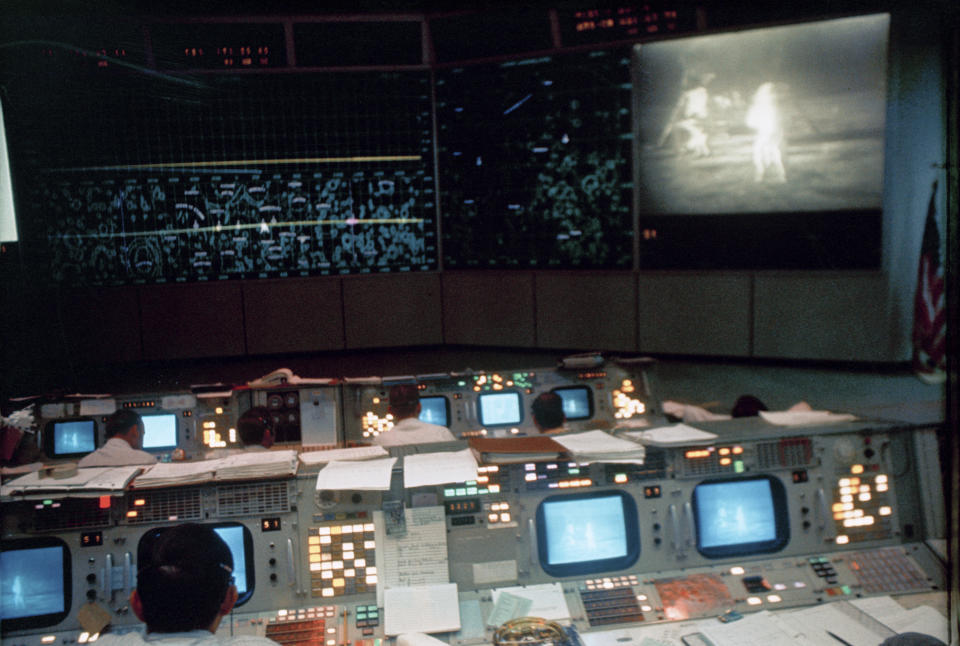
[
  {"left": 536, "top": 490, "right": 639, "bottom": 577},
  {"left": 137, "top": 522, "right": 255, "bottom": 606},
  {"left": 477, "top": 391, "right": 523, "bottom": 427},
  {"left": 141, "top": 414, "right": 178, "bottom": 451},
  {"left": 46, "top": 418, "right": 97, "bottom": 458},
  {"left": 1, "top": 537, "right": 71, "bottom": 630},
  {"left": 213, "top": 525, "right": 251, "bottom": 598},
  {"left": 692, "top": 475, "right": 789, "bottom": 558},
  {"left": 418, "top": 396, "right": 449, "bottom": 427},
  {"left": 553, "top": 386, "right": 594, "bottom": 421}
]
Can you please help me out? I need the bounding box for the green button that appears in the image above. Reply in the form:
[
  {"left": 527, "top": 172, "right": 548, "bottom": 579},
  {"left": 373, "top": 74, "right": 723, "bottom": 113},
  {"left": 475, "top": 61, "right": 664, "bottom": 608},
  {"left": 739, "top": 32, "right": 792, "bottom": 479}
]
[
  {"left": 444, "top": 489, "right": 455, "bottom": 497},
  {"left": 456, "top": 488, "right": 466, "bottom": 496},
  {"left": 841, "top": 585, "right": 851, "bottom": 595},
  {"left": 734, "top": 461, "right": 745, "bottom": 473},
  {"left": 467, "top": 487, "right": 477, "bottom": 495}
]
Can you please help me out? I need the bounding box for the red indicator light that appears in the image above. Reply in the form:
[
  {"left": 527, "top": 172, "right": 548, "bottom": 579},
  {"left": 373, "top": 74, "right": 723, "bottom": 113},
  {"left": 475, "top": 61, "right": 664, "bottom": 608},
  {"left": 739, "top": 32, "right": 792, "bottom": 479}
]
[{"left": 99, "top": 495, "right": 111, "bottom": 510}]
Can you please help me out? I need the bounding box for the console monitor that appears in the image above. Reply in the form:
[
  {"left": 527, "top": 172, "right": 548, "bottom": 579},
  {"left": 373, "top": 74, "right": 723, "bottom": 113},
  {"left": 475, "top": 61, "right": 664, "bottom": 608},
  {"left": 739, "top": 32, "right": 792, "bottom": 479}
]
[
  {"left": 137, "top": 522, "right": 255, "bottom": 605},
  {"left": 536, "top": 489, "right": 639, "bottom": 577},
  {"left": 692, "top": 475, "right": 789, "bottom": 558},
  {"left": 477, "top": 391, "right": 523, "bottom": 427},
  {"left": 0, "top": 537, "right": 72, "bottom": 631},
  {"left": 43, "top": 418, "right": 97, "bottom": 459},
  {"left": 141, "top": 414, "right": 178, "bottom": 451},
  {"left": 418, "top": 396, "right": 450, "bottom": 428},
  {"left": 552, "top": 386, "right": 594, "bottom": 421}
]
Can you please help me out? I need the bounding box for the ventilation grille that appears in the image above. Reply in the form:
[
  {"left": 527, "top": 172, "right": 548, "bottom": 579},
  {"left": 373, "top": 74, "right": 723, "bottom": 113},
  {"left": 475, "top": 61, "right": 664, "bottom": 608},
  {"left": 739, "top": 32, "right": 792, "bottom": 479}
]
[
  {"left": 217, "top": 481, "right": 291, "bottom": 516},
  {"left": 756, "top": 437, "right": 813, "bottom": 469},
  {"left": 28, "top": 499, "right": 113, "bottom": 532},
  {"left": 124, "top": 488, "right": 203, "bottom": 523}
]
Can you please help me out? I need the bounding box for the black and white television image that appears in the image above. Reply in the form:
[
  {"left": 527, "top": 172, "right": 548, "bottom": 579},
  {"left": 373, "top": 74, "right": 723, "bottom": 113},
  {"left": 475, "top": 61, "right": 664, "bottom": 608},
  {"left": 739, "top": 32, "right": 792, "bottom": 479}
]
[{"left": 634, "top": 14, "right": 889, "bottom": 215}]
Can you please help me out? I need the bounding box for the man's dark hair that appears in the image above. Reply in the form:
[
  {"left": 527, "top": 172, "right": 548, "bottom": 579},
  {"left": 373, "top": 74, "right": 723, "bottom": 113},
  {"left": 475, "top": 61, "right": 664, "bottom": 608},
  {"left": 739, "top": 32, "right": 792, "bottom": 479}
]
[
  {"left": 237, "top": 407, "right": 272, "bottom": 446},
  {"left": 137, "top": 523, "right": 234, "bottom": 632},
  {"left": 388, "top": 384, "right": 420, "bottom": 419},
  {"left": 105, "top": 409, "right": 143, "bottom": 439},
  {"left": 532, "top": 392, "right": 565, "bottom": 430},
  {"left": 731, "top": 395, "right": 768, "bottom": 418}
]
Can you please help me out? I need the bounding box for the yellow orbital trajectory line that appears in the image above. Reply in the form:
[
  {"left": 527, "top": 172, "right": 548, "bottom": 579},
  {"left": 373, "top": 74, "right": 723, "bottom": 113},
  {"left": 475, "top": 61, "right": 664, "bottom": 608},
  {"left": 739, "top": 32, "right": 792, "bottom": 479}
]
[
  {"left": 55, "top": 155, "right": 423, "bottom": 171},
  {"left": 56, "top": 217, "right": 427, "bottom": 239}
]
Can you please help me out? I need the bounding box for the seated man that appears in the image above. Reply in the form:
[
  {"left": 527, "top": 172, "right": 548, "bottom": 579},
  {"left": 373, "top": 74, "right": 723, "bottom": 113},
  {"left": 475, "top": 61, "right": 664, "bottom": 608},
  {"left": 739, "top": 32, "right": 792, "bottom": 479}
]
[
  {"left": 374, "top": 384, "right": 456, "bottom": 447},
  {"left": 206, "top": 407, "right": 275, "bottom": 459},
  {"left": 78, "top": 410, "right": 156, "bottom": 467},
  {"left": 96, "top": 523, "right": 276, "bottom": 646},
  {"left": 531, "top": 392, "right": 566, "bottom": 435}
]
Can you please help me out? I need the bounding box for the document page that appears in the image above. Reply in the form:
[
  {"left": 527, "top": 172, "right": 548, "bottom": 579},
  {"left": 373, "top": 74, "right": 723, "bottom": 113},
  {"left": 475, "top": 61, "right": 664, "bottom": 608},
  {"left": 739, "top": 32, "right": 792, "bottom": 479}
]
[
  {"left": 375, "top": 506, "right": 451, "bottom": 606},
  {"left": 383, "top": 583, "right": 461, "bottom": 635}
]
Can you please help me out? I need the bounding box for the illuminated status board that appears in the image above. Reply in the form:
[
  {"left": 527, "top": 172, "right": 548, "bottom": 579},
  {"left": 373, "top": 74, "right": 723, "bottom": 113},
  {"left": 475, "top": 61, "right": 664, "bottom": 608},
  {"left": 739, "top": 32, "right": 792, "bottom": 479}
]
[
  {"left": 558, "top": 5, "right": 698, "bottom": 46},
  {"left": 150, "top": 22, "right": 287, "bottom": 69},
  {"left": 9, "top": 70, "right": 436, "bottom": 284},
  {"left": 436, "top": 49, "right": 633, "bottom": 270}
]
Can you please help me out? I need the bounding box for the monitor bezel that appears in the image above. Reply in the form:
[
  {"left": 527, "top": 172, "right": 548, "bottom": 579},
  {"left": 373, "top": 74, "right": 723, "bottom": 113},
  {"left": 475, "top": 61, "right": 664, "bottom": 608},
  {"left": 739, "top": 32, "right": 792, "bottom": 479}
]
[
  {"left": 136, "top": 522, "right": 256, "bottom": 606},
  {"left": 692, "top": 474, "right": 790, "bottom": 559},
  {"left": 418, "top": 395, "right": 450, "bottom": 428},
  {"left": 477, "top": 390, "right": 524, "bottom": 427},
  {"left": 551, "top": 385, "right": 595, "bottom": 421},
  {"left": 140, "top": 413, "right": 179, "bottom": 452},
  {"left": 0, "top": 536, "right": 72, "bottom": 632},
  {"left": 535, "top": 489, "right": 640, "bottom": 578},
  {"left": 42, "top": 417, "right": 98, "bottom": 459}
]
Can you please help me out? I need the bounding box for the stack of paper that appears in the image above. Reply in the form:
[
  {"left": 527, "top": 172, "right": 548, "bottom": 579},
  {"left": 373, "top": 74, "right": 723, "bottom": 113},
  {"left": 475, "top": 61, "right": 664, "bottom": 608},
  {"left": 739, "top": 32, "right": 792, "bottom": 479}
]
[
  {"left": 551, "top": 430, "right": 646, "bottom": 463},
  {"left": 760, "top": 410, "right": 857, "bottom": 426},
  {"left": 403, "top": 449, "right": 478, "bottom": 488},
  {"left": 133, "top": 461, "right": 220, "bottom": 488},
  {"left": 316, "top": 457, "right": 397, "bottom": 491},
  {"left": 2, "top": 465, "right": 144, "bottom": 498},
  {"left": 215, "top": 450, "right": 299, "bottom": 480},
  {"left": 626, "top": 424, "right": 718, "bottom": 447},
  {"left": 299, "top": 445, "right": 389, "bottom": 465}
]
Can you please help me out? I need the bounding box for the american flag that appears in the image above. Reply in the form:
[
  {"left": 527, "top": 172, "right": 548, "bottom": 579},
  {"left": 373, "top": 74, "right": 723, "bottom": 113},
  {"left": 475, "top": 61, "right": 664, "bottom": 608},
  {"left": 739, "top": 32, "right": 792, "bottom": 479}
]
[{"left": 912, "top": 180, "right": 946, "bottom": 383}]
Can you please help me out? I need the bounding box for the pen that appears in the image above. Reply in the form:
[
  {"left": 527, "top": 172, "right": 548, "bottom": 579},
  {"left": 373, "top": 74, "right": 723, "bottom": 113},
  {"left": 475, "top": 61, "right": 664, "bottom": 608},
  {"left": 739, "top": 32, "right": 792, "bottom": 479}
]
[{"left": 827, "top": 630, "right": 854, "bottom": 646}]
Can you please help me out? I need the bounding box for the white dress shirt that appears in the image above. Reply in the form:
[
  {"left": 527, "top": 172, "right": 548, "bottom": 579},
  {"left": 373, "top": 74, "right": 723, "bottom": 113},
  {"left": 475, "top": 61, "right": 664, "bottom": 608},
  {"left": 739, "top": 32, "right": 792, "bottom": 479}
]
[
  {"left": 77, "top": 437, "right": 157, "bottom": 467},
  {"left": 373, "top": 417, "right": 456, "bottom": 447},
  {"left": 95, "top": 629, "right": 276, "bottom": 646}
]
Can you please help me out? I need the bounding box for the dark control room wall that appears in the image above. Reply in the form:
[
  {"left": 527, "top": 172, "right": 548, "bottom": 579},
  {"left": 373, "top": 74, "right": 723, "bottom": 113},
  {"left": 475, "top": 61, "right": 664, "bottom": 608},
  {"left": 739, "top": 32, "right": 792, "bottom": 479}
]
[{"left": 0, "top": 3, "right": 953, "bottom": 399}]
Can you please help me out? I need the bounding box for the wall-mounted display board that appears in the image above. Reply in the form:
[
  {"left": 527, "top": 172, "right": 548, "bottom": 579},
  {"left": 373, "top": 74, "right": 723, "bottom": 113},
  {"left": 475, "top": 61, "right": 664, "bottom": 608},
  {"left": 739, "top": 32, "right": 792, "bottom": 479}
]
[
  {"left": 436, "top": 49, "right": 633, "bottom": 270},
  {"left": 5, "top": 62, "right": 437, "bottom": 284}
]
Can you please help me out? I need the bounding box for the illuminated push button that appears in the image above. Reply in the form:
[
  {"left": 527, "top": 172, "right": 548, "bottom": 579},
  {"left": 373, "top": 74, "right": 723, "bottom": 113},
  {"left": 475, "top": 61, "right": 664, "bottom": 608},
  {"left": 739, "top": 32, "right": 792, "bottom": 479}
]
[
  {"left": 747, "top": 597, "right": 762, "bottom": 606},
  {"left": 730, "top": 566, "right": 745, "bottom": 575},
  {"left": 774, "top": 583, "right": 787, "bottom": 591},
  {"left": 641, "top": 605, "right": 653, "bottom": 612},
  {"left": 766, "top": 594, "right": 782, "bottom": 603},
  {"left": 488, "top": 513, "right": 500, "bottom": 523},
  {"left": 500, "top": 513, "right": 511, "bottom": 523}
]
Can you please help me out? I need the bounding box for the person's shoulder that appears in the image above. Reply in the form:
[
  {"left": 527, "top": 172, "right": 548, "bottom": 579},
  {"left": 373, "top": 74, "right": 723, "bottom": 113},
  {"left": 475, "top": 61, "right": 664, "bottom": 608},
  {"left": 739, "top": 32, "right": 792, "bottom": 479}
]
[{"left": 93, "top": 631, "right": 147, "bottom": 646}]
